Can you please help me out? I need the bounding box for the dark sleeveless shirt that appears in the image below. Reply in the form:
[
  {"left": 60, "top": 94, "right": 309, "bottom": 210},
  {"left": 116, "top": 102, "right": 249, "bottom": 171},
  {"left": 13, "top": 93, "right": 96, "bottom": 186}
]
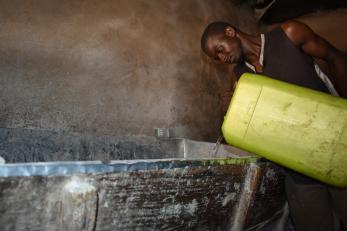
[
  {"left": 234, "top": 27, "right": 331, "bottom": 184},
  {"left": 235, "top": 27, "right": 330, "bottom": 94}
]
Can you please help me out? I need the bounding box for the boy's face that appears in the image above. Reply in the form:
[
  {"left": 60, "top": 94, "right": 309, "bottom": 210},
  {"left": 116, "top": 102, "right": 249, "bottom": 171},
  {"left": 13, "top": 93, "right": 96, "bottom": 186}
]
[{"left": 203, "top": 32, "right": 243, "bottom": 65}]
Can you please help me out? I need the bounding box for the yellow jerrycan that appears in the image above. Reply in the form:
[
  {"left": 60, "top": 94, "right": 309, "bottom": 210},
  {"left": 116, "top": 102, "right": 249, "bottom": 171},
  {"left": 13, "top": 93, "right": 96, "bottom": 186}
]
[{"left": 222, "top": 73, "right": 347, "bottom": 187}]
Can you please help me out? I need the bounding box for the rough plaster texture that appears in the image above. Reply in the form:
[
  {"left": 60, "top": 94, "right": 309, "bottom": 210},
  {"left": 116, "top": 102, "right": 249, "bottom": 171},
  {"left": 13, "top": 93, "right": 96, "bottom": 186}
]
[{"left": 0, "top": 0, "right": 258, "bottom": 141}]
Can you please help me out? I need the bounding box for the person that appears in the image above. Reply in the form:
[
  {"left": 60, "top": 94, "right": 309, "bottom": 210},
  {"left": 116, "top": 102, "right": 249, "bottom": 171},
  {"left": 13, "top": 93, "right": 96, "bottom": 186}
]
[{"left": 200, "top": 21, "right": 347, "bottom": 231}]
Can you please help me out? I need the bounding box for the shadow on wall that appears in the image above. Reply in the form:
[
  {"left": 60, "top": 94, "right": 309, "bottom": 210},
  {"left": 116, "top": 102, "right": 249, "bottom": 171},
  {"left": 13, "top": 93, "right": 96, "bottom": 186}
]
[{"left": 0, "top": 0, "right": 260, "bottom": 141}]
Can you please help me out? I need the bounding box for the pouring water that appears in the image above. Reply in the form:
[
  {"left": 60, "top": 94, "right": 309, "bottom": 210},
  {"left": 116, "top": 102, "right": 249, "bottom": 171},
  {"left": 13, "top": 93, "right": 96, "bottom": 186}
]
[{"left": 211, "top": 135, "right": 224, "bottom": 157}]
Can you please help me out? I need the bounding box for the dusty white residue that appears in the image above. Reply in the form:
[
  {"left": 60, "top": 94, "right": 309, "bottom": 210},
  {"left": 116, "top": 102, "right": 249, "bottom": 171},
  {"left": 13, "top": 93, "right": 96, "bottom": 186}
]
[
  {"left": 104, "top": 201, "right": 109, "bottom": 208},
  {"left": 160, "top": 204, "right": 182, "bottom": 216},
  {"left": 187, "top": 199, "right": 198, "bottom": 215},
  {"left": 233, "top": 182, "right": 240, "bottom": 191},
  {"left": 118, "top": 189, "right": 127, "bottom": 198},
  {"left": 202, "top": 196, "right": 209, "bottom": 206},
  {"left": 126, "top": 196, "right": 137, "bottom": 203},
  {"left": 186, "top": 179, "right": 191, "bottom": 186},
  {"left": 259, "top": 181, "right": 266, "bottom": 194},
  {"left": 215, "top": 194, "right": 221, "bottom": 200},
  {"left": 162, "top": 195, "right": 175, "bottom": 203},
  {"left": 222, "top": 193, "right": 236, "bottom": 206},
  {"left": 182, "top": 166, "right": 190, "bottom": 174},
  {"left": 63, "top": 177, "right": 95, "bottom": 194},
  {"left": 160, "top": 199, "right": 198, "bottom": 216}
]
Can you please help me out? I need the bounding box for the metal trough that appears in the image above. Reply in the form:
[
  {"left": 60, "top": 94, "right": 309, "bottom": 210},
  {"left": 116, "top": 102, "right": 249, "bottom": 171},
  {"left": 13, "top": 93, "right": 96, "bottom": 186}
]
[{"left": 0, "top": 128, "right": 285, "bottom": 230}]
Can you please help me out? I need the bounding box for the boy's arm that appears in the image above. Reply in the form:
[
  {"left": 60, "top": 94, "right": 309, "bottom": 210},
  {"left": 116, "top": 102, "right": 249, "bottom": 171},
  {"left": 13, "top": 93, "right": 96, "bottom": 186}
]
[{"left": 281, "top": 21, "right": 347, "bottom": 98}]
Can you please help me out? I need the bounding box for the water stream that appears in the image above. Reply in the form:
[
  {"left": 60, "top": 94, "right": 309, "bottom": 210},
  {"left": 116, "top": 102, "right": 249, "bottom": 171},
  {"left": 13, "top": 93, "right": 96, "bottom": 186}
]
[{"left": 212, "top": 135, "right": 224, "bottom": 157}]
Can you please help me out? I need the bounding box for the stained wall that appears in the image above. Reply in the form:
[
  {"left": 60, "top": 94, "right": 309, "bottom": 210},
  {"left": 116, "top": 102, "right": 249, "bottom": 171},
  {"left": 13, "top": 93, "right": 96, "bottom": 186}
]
[{"left": 0, "top": 0, "right": 257, "bottom": 141}]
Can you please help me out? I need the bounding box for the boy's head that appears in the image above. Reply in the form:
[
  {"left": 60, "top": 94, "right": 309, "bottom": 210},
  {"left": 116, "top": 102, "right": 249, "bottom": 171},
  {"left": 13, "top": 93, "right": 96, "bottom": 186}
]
[{"left": 201, "top": 22, "right": 243, "bottom": 64}]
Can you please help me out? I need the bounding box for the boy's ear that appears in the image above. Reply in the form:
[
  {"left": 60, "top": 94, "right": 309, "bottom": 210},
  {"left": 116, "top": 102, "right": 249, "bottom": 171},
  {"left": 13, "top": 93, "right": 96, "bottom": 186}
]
[{"left": 225, "top": 26, "right": 236, "bottom": 37}]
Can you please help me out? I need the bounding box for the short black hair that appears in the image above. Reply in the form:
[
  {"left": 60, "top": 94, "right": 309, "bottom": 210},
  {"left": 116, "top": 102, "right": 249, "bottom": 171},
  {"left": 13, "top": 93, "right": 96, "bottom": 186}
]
[{"left": 201, "top": 21, "right": 232, "bottom": 52}]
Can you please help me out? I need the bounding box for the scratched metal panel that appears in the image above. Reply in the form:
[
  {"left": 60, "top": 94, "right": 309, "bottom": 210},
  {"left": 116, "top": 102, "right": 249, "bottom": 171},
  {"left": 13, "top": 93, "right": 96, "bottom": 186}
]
[
  {"left": 94, "top": 165, "right": 247, "bottom": 230},
  {"left": 0, "top": 161, "right": 285, "bottom": 231},
  {"left": 0, "top": 163, "right": 250, "bottom": 231}
]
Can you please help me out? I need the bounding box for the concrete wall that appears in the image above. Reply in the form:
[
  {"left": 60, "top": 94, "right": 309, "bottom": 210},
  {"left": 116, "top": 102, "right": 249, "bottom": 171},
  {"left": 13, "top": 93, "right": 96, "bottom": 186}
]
[{"left": 0, "top": 0, "right": 257, "bottom": 141}]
